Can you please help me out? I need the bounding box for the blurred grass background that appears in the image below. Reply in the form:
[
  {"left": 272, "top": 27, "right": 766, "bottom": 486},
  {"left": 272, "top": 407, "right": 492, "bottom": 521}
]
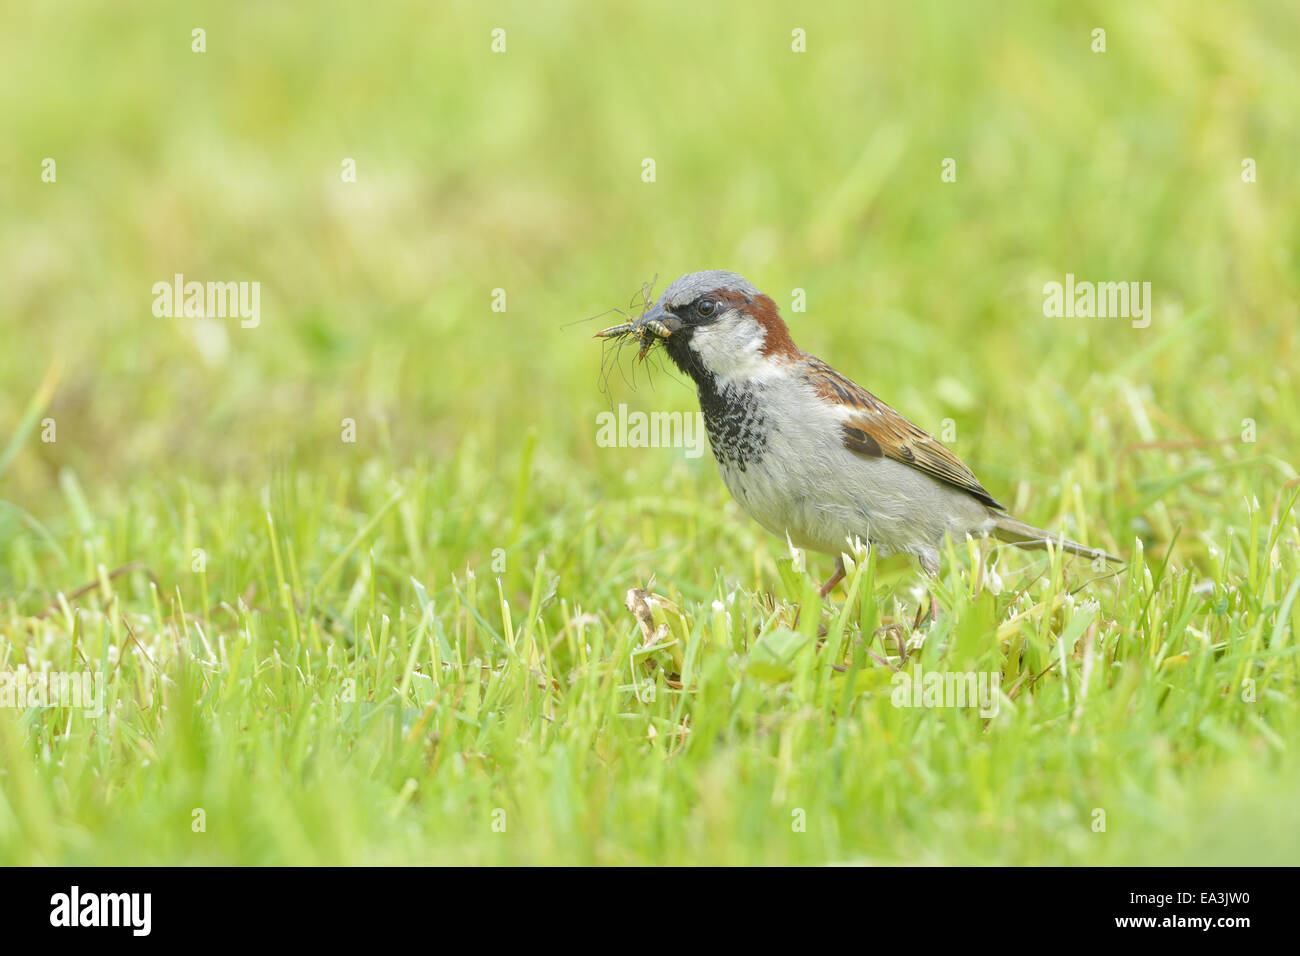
[
  {"left": 3, "top": 1, "right": 1296, "bottom": 505},
  {"left": 1, "top": 1, "right": 1298, "bottom": 865}
]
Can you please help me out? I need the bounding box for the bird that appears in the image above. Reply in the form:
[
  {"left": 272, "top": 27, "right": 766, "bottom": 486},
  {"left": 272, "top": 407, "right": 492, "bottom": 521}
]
[{"left": 597, "top": 270, "right": 1117, "bottom": 598}]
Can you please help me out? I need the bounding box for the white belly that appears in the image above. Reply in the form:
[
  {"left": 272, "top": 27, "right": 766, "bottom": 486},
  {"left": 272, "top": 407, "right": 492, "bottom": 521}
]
[{"left": 708, "top": 378, "right": 993, "bottom": 564}]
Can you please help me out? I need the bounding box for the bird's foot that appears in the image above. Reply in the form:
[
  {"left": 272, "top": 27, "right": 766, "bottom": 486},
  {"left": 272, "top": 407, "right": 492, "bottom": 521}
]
[{"left": 817, "top": 556, "right": 846, "bottom": 599}]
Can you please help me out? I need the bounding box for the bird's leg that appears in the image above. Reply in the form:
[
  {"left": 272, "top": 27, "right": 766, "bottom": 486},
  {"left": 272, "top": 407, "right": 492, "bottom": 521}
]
[
  {"left": 913, "top": 551, "right": 941, "bottom": 629},
  {"left": 794, "top": 555, "right": 844, "bottom": 630},
  {"left": 912, "top": 592, "right": 940, "bottom": 629},
  {"left": 818, "top": 555, "right": 846, "bottom": 599}
]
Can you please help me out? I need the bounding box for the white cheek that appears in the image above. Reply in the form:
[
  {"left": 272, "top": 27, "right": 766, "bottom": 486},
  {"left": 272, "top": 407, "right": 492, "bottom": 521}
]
[{"left": 689, "top": 315, "right": 779, "bottom": 383}]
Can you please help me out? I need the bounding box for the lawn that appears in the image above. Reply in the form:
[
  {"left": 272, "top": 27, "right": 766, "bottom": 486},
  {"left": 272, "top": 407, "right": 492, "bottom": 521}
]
[{"left": 1, "top": 0, "right": 1298, "bottom": 865}]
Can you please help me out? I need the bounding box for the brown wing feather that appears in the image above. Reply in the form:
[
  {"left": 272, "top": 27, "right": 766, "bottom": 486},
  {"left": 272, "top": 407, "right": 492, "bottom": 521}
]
[{"left": 804, "top": 358, "right": 1005, "bottom": 511}]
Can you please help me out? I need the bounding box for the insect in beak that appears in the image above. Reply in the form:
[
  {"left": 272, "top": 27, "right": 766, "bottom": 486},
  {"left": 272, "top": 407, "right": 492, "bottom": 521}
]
[
  {"left": 594, "top": 320, "right": 636, "bottom": 338},
  {"left": 596, "top": 311, "right": 682, "bottom": 361}
]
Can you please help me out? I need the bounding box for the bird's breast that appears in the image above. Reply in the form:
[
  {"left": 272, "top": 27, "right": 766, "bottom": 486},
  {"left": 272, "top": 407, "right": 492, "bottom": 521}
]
[{"left": 697, "top": 379, "right": 771, "bottom": 471}]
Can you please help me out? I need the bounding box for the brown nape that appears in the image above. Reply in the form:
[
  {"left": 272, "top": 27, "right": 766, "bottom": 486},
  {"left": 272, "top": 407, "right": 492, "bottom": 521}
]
[{"left": 746, "top": 293, "right": 801, "bottom": 359}]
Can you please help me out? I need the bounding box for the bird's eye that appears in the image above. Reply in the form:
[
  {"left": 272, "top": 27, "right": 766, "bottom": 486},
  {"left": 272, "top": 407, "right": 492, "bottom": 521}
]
[{"left": 696, "top": 298, "right": 717, "bottom": 318}]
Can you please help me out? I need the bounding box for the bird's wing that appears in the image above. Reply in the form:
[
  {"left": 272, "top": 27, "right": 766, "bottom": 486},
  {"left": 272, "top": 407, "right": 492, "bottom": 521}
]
[{"left": 802, "top": 357, "right": 1005, "bottom": 511}]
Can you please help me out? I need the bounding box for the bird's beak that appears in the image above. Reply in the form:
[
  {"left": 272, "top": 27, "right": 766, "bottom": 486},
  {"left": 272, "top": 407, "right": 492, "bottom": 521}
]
[{"left": 596, "top": 306, "right": 683, "bottom": 360}]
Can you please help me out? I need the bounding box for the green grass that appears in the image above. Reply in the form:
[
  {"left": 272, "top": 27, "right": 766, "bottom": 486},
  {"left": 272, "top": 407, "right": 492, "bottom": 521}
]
[{"left": 1, "top": 0, "right": 1299, "bottom": 865}]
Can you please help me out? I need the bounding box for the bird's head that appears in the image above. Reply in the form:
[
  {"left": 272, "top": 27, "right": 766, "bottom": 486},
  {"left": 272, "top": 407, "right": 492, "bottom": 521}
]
[{"left": 597, "top": 271, "right": 799, "bottom": 385}]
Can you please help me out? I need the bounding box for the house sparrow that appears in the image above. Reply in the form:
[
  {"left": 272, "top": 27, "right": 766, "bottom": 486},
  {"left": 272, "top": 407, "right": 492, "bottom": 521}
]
[{"left": 598, "top": 270, "right": 1117, "bottom": 597}]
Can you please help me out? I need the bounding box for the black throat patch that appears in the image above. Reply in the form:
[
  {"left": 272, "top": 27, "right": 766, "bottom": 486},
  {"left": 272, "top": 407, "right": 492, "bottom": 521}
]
[{"left": 664, "top": 335, "right": 769, "bottom": 471}]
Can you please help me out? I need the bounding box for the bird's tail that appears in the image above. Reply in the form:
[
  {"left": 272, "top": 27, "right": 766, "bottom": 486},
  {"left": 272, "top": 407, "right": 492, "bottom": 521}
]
[{"left": 991, "top": 515, "right": 1119, "bottom": 563}]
